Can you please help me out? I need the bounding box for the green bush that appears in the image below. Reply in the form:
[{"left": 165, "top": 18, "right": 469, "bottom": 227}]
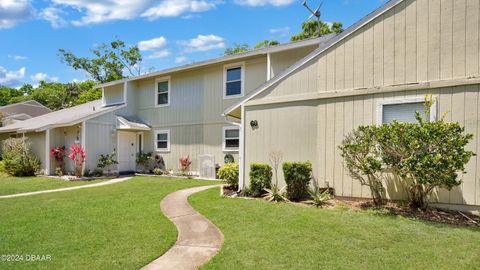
[
  {"left": 218, "top": 163, "right": 239, "bottom": 189},
  {"left": 282, "top": 161, "right": 312, "bottom": 201},
  {"left": 2, "top": 138, "right": 40, "bottom": 176},
  {"left": 153, "top": 168, "right": 163, "bottom": 175},
  {"left": 249, "top": 163, "right": 272, "bottom": 197}
]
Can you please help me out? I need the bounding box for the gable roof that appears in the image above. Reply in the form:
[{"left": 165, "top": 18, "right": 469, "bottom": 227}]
[
  {"left": 223, "top": 0, "right": 405, "bottom": 119},
  {"left": 0, "top": 100, "right": 124, "bottom": 133},
  {"left": 0, "top": 100, "right": 52, "bottom": 118},
  {"left": 95, "top": 35, "right": 335, "bottom": 89}
]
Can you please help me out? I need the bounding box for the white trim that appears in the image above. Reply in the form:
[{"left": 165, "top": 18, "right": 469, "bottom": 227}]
[
  {"left": 154, "top": 129, "right": 170, "bottom": 152},
  {"left": 45, "top": 129, "right": 50, "bottom": 175},
  {"left": 123, "top": 82, "right": 128, "bottom": 107},
  {"left": 154, "top": 76, "right": 171, "bottom": 107},
  {"left": 222, "top": 125, "right": 240, "bottom": 152},
  {"left": 81, "top": 121, "right": 86, "bottom": 175},
  {"left": 239, "top": 104, "right": 245, "bottom": 191},
  {"left": 266, "top": 53, "right": 271, "bottom": 80},
  {"left": 223, "top": 62, "right": 245, "bottom": 99},
  {"left": 101, "top": 87, "right": 106, "bottom": 106},
  {"left": 376, "top": 97, "right": 437, "bottom": 125}
]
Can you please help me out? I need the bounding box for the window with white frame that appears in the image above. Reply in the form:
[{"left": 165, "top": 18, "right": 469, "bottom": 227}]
[
  {"left": 224, "top": 63, "right": 244, "bottom": 98},
  {"left": 377, "top": 98, "right": 436, "bottom": 124},
  {"left": 155, "top": 77, "right": 170, "bottom": 106},
  {"left": 155, "top": 130, "right": 170, "bottom": 152},
  {"left": 223, "top": 126, "right": 240, "bottom": 151}
]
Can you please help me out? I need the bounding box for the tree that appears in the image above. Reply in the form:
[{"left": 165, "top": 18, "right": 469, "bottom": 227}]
[
  {"left": 339, "top": 125, "right": 384, "bottom": 206},
  {"left": 224, "top": 43, "right": 250, "bottom": 55},
  {"left": 59, "top": 39, "right": 143, "bottom": 83},
  {"left": 0, "top": 86, "right": 23, "bottom": 106},
  {"left": 254, "top": 40, "right": 280, "bottom": 49},
  {"left": 291, "top": 20, "right": 344, "bottom": 41}
]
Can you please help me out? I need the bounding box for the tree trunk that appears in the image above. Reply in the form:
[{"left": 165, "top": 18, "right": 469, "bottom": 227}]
[{"left": 409, "top": 185, "right": 428, "bottom": 210}]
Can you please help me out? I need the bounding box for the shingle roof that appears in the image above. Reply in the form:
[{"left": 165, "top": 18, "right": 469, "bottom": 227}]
[{"left": 0, "top": 100, "right": 124, "bottom": 133}]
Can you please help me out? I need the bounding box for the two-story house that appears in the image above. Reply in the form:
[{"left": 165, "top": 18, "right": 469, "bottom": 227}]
[{"left": 0, "top": 36, "right": 332, "bottom": 175}]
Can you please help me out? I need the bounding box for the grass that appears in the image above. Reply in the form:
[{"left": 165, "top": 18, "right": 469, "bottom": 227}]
[
  {"left": 0, "top": 176, "right": 213, "bottom": 270},
  {"left": 190, "top": 188, "right": 480, "bottom": 270},
  {"left": 0, "top": 176, "right": 108, "bottom": 196}
]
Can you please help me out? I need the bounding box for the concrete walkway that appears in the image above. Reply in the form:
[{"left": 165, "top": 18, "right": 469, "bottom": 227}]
[
  {"left": 0, "top": 176, "right": 132, "bottom": 199},
  {"left": 142, "top": 185, "right": 224, "bottom": 270}
]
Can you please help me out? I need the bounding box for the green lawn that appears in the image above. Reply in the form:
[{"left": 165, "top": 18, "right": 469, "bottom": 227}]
[
  {"left": 0, "top": 176, "right": 108, "bottom": 196},
  {"left": 0, "top": 176, "right": 213, "bottom": 270},
  {"left": 190, "top": 188, "right": 480, "bottom": 270}
]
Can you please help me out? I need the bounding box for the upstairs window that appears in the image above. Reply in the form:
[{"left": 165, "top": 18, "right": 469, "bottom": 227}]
[
  {"left": 155, "top": 77, "right": 170, "bottom": 106},
  {"left": 377, "top": 98, "right": 436, "bottom": 125},
  {"left": 223, "top": 126, "right": 240, "bottom": 151},
  {"left": 155, "top": 130, "right": 170, "bottom": 152},
  {"left": 224, "top": 63, "right": 244, "bottom": 98}
]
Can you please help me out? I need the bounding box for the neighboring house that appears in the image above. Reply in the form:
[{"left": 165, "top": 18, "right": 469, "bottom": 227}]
[
  {"left": 0, "top": 100, "right": 52, "bottom": 126},
  {"left": 225, "top": 0, "right": 480, "bottom": 213},
  {"left": 0, "top": 37, "right": 331, "bottom": 175}
]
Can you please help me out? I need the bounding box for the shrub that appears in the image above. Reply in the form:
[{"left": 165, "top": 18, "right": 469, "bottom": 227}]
[
  {"left": 153, "top": 168, "right": 163, "bottom": 175},
  {"left": 179, "top": 156, "right": 192, "bottom": 176},
  {"left": 97, "top": 152, "right": 118, "bottom": 170},
  {"left": 249, "top": 163, "right": 272, "bottom": 197},
  {"left": 376, "top": 97, "right": 474, "bottom": 209},
  {"left": 218, "top": 163, "right": 239, "bottom": 189},
  {"left": 2, "top": 138, "right": 40, "bottom": 176},
  {"left": 154, "top": 155, "right": 166, "bottom": 171},
  {"left": 67, "top": 144, "right": 86, "bottom": 177},
  {"left": 50, "top": 146, "right": 66, "bottom": 175},
  {"left": 136, "top": 152, "right": 152, "bottom": 172},
  {"left": 308, "top": 177, "right": 331, "bottom": 207},
  {"left": 339, "top": 125, "right": 384, "bottom": 206},
  {"left": 282, "top": 161, "right": 312, "bottom": 201}
]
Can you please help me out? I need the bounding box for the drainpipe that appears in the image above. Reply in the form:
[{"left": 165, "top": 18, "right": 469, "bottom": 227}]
[
  {"left": 45, "top": 129, "right": 50, "bottom": 175},
  {"left": 223, "top": 113, "right": 243, "bottom": 191}
]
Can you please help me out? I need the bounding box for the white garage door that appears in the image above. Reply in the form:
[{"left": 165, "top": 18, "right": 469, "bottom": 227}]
[{"left": 118, "top": 131, "right": 136, "bottom": 172}]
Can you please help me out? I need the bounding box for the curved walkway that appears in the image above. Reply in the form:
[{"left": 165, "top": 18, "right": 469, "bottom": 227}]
[
  {"left": 0, "top": 176, "right": 132, "bottom": 199},
  {"left": 142, "top": 185, "right": 224, "bottom": 270}
]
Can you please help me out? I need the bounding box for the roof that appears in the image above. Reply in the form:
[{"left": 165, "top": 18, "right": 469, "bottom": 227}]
[
  {"left": 0, "top": 100, "right": 124, "bottom": 133},
  {"left": 95, "top": 35, "right": 335, "bottom": 89},
  {"left": 117, "top": 115, "right": 150, "bottom": 131},
  {"left": 0, "top": 100, "right": 52, "bottom": 119},
  {"left": 223, "top": 0, "right": 405, "bottom": 118}
]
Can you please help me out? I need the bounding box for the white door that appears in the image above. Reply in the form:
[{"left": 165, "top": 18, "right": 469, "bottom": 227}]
[{"left": 118, "top": 131, "right": 136, "bottom": 172}]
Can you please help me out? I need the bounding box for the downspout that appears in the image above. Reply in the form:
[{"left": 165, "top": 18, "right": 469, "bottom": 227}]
[
  {"left": 223, "top": 113, "right": 243, "bottom": 191},
  {"left": 45, "top": 129, "right": 50, "bottom": 175}
]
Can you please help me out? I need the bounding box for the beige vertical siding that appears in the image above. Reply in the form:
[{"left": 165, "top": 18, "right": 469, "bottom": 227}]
[
  {"left": 269, "top": 45, "right": 318, "bottom": 78},
  {"left": 103, "top": 84, "right": 124, "bottom": 105},
  {"left": 26, "top": 132, "right": 46, "bottom": 172},
  {"left": 243, "top": 0, "right": 480, "bottom": 208},
  {"left": 245, "top": 84, "right": 480, "bottom": 206}
]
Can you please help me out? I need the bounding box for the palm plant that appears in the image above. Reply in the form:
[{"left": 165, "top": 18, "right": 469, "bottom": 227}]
[
  {"left": 263, "top": 150, "right": 288, "bottom": 202},
  {"left": 309, "top": 177, "right": 332, "bottom": 207}
]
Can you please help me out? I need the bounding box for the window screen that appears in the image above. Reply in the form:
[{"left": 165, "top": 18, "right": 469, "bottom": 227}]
[
  {"left": 157, "top": 81, "right": 169, "bottom": 105},
  {"left": 382, "top": 102, "right": 426, "bottom": 124},
  {"left": 156, "top": 132, "right": 169, "bottom": 150},
  {"left": 224, "top": 128, "right": 239, "bottom": 149},
  {"left": 225, "top": 67, "right": 242, "bottom": 96}
]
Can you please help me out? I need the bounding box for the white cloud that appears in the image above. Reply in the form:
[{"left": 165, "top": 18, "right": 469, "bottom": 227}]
[
  {"left": 234, "top": 0, "right": 295, "bottom": 6},
  {"left": 179, "top": 34, "right": 225, "bottom": 53},
  {"left": 0, "top": 0, "right": 35, "bottom": 28},
  {"left": 30, "top": 72, "right": 59, "bottom": 83},
  {"left": 8, "top": 54, "right": 27, "bottom": 61},
  {"left": 175, "top": 56, "right": 189, "bottom": 64},
  {"left": 147, "top": 50, "right": 171, "bottom": 59},
  {"left": 138, "top": 36, "right": 167, "bottom": 51},
  {"left": 141, "top": 0, "right": 216, "bottom": 19},
  {"left": 40, "top": 7, "right": 68, "bottom": 28},
  {"left": 269, "top": 26, "right": 290, "bottom": 36},
  {"left": 51, "top": 0, "right": 217, "bottom": 26},
  {"left": 0, "top": 66, "right": 25, "bottom": 87}
]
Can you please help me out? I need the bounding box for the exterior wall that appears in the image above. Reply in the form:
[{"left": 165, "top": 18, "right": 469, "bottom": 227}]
[
  {"left": 243, "top": 0, "right": 480, "bottom": 210},
  {"left": 49, "top": 125, "right": 82, "bottom": 173},
  {"left": 257, "top": 0, "right": 480, "bottom": 101},
  {"left": 103, "top": 84, "right": 124, "bottom": 105},
  {"left": 245, "top": 84, "right": 480, "bottom": 208},
  {"left": 269, "top": 45, "right": 318, "bottom": 78},
  {"left": 26, "top": 132, "right": 46, "bottom": 173}
]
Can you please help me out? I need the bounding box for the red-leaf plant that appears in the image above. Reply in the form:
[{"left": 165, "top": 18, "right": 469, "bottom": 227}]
[
  {"left": 179, "top": 156, "right": 192, "bottom": 176},
  {"left": 50, "top": 146, "right": 66, "bottom": 174},
  {"left": 68, "top": 144, "right": 86, "bottom": 178}
]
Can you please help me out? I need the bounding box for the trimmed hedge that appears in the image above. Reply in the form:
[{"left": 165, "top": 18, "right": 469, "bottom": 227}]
[
  {"left": 249, "top": 163, "right": 272, "bottom": 197},
  {"left": 282, "top": 161, "right": 312, "bottom": 201},
  {"left": 218, "top": 163, "right": 239, "bottom": 189}
]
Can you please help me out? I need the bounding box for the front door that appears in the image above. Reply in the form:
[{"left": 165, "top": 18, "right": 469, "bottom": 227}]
[{"left": 118, "top": 131, "right": 136, "bottom": 172}]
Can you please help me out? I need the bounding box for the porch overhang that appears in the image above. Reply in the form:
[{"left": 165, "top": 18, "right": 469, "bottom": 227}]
[{"left": 116, "top": 115, "right": 151, "bottom": 131}]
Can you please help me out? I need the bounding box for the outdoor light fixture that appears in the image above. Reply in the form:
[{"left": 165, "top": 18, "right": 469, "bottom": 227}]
[{"left": 250, "top": 120, "right": 258, "bottom": 128}]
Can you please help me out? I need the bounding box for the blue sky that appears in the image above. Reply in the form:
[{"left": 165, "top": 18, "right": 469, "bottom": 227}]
[{"left": 0, "top": 0, "right": 387, "bottom": 87}]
